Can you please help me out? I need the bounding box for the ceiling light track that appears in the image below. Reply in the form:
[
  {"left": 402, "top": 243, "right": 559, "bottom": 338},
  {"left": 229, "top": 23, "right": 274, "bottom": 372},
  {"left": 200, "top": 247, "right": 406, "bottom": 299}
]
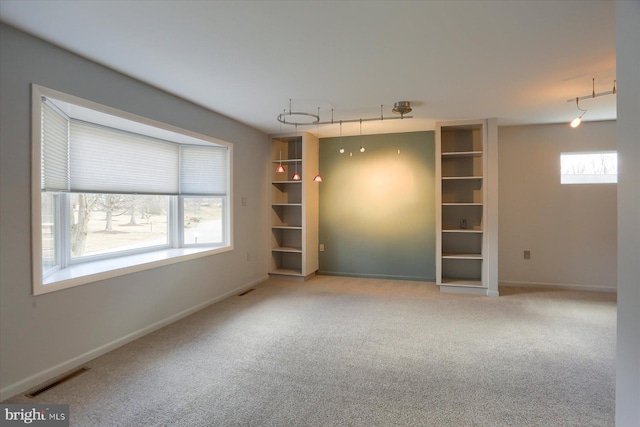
[
  {"left": 277, "top": 99, "right": 413, "bottom": 127},
  {"left": 566, "top": 78, "right": 616, "bottom": 103}
]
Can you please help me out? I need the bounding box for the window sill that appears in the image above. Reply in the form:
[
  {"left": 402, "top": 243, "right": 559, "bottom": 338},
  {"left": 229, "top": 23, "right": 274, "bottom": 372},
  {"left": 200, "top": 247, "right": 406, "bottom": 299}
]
[{"left": 36, "top": 245, "right": 232, "bottom": 295}]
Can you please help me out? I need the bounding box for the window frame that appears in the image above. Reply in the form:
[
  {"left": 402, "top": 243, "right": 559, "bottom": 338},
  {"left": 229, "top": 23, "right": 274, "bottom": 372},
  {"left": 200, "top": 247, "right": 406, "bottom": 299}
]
[
  {"left": 31, "top": 85, "right": 234, "bottom": 295},
  {"left": 560, "top": 150, "right": 618, "bottom": 185}
]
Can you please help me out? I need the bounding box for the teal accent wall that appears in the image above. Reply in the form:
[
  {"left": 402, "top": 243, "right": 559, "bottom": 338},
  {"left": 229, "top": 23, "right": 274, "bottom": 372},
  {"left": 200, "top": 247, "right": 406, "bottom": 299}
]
[{"left": 318, "top": 131, "right": 435, "bottom": 281}]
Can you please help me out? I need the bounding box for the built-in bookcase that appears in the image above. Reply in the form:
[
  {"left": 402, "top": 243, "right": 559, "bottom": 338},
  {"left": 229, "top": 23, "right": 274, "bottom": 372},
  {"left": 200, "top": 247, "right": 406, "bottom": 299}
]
[
  {"left": 269, "top": 132, "right": 319, "bottom": 279},
  {"left": 436, "top": 119, "right": 498, "bottom": 296}
]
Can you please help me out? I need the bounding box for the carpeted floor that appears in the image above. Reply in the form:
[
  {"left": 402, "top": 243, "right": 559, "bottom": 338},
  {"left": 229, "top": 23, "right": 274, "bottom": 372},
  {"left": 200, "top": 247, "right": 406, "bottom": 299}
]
[{"left": 5, "top": 276, "right": 616, "bottom": 426}]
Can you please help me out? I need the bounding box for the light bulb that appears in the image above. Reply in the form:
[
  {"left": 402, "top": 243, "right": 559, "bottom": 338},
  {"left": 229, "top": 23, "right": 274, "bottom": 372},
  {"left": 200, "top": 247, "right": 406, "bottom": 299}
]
[
  {"left": 339, "top": 147, "right": 344, "bottom": 154},
  {"left": 570, "top": 117, "right": 582, "bottom": 128},
  {"left": 359, "top": 146, "right": 365, "bottom": 153}
]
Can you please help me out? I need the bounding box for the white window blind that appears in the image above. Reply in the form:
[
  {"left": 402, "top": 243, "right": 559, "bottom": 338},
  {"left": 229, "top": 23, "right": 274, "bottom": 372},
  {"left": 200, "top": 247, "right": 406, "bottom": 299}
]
[
  {"left": 41, "top": 97, "right": 228, "bottom": 196},
  {"left": 41, "top": 101, "right": 70, "bottom": 191},
  {"left": 70, "top": 122, "right": 180, "bottom": 194},
  {"left": 180, "top": 145, "right": 228, "bottom": 195}
]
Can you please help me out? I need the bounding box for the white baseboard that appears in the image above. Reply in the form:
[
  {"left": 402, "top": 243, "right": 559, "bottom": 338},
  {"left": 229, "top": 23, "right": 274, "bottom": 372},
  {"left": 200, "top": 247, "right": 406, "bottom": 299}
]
[
  {"left": 318, "top": 270, "right": 435, "bottom": 282},
  {"left": 499, "top": 280, "right": 616, "bottom": 293},
  {"left": 0, "top": 275, "right": 269, "bottom": 401}
]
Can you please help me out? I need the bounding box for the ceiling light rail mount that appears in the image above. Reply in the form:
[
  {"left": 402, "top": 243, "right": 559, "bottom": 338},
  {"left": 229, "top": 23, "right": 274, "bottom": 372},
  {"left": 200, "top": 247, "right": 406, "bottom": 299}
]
[
  {"left": 566, "top": 78, "right": 617, "bottom": 103},
  {"left": 277, "top": 99, "right": 413, "bottom": 127}
]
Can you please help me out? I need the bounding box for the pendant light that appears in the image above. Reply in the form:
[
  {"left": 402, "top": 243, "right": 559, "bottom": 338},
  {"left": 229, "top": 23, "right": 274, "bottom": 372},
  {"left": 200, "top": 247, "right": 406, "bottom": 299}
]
[
  {"left": 570, "top": 97, "right": 588, "bottom": 128},
  {"left": 338, "top": 120, "right": 344, "bottom": 154},
  {"left": 276, "top": 117, "right": 286, "bottom": 173},
  {"left": 291, "top": 124, "right": 301, "bottom": 180},
  {"left": 312, "top": 108, "right": 324, "bottom": 183},
  {"left": 359, "top": 119, "right": 365, "bottom": 152},
  {"left": 568, "top": 78, "right": 617, "bottom": 128}
]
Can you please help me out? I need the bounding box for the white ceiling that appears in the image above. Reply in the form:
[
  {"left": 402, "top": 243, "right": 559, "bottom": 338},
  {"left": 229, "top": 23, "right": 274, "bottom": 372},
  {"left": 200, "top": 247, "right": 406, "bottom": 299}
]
[{"left": 0, "top": 0, "right": 617, "bottom": 137}]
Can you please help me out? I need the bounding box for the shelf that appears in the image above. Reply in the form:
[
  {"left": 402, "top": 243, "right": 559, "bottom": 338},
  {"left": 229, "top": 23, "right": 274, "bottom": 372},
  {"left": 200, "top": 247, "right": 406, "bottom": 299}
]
[
  {"left": 270, "top": 132, "right": 319, "bottom": 278},
  {"left": 437, "top": 120, "right": 497, "bottom": 296},
  {"left": 442, "top": 253, "right": 483, "bottom": 259},
  {"left": 270, "top": 268, "right": 302, "bottom": 276},
  {"left": 272, "top": 159, "right": 302, "bottom": 163},
  {"left": 442, "top": 176, "right": 483, "bottom": 180},
  {"left": 272, "top": 246, "right": 302, "bottom": 253},
  {"left": 441, "top": 278, "right": 484, "bottom": 287},
  {"left": 441, "top": 151, "right": 483, "bottom": 157}
]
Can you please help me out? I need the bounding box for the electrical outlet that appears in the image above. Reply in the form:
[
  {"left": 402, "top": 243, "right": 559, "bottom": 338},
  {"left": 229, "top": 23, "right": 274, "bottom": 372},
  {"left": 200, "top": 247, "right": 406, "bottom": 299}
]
[
  {"left": 524, "top": 250, "right": 531, "bottom": 260},
  {"left": 319, "top": 244, "right": 324, "bottom": 252}
]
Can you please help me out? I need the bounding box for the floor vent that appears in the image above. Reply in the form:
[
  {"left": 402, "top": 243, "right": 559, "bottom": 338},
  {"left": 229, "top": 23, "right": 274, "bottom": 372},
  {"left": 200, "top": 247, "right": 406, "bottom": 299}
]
[
  {"left": 238, "top": 288, "right": 255, "bottom": 296},
  {"left": 25, "top": 367, "right": 90, "bottom": 398}
]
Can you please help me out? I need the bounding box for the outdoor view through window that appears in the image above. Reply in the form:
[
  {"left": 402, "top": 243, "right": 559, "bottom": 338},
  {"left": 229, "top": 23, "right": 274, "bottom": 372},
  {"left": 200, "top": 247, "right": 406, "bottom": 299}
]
[
  {"left": 560, "top": 151, "right": 617, "bottom": 184},
  {"left": 34, "top": 84, "right": 231, "bottom": 292}
]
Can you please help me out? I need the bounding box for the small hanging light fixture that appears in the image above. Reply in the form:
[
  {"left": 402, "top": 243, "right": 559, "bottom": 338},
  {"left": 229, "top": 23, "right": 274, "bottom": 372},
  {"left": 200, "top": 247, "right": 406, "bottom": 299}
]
[
  {"left": 338, "top": 120, "right": 344, "bottom": 154},
  {"left": 570, "top": 97, "right": 588, "bottom": 128},
  {"left": 567, "top": 78, "right": 617, "bottom": 128},
  {"left": 359, "top": 119, "right": 365, "bottom": 152},
  {"left": 276, "top": 114, "right": 286, "bottom": 173},
  {"left": 313, "top": 108, "right": 323, "bottom": 182},
  {"left": 276, "top": 146, "right": 286, "bottom": 173},
  {"left": 291, "top": 163, "right": 301, "bottom": 181},
  {"left": 292, "top": 125, "right": 301, "bottom": 180}
]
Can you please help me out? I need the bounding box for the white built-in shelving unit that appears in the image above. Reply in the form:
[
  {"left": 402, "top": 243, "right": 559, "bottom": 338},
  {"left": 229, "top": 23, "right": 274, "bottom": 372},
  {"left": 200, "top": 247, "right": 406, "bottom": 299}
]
[
  {"left": 436, "top": 119, "right": 498, "bottom": 296},
  {"left": 269, "top": 132, "right": 319, "bottom": 279}
]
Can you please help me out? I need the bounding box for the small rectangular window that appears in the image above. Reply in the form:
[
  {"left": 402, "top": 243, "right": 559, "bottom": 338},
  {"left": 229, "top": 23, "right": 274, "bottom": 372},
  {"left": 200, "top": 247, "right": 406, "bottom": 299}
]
[{"left": 560, "top": 151, "right": 617, "bottom": 184}]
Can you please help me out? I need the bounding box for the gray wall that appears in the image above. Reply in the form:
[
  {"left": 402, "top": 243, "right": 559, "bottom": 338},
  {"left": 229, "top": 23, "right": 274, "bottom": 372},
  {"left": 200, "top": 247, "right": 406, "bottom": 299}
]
[
  {"left": 615, "top": 1, "right": 640, "bottom": 425},
  {"left": 0, "top": 24, "right": 270, "bottom": 399},
  {"left": 498, "top": 121, "right": 617, "bottom": 291},
  {"left": 318, "top": 132, "right": 435, "bottom": 281}
]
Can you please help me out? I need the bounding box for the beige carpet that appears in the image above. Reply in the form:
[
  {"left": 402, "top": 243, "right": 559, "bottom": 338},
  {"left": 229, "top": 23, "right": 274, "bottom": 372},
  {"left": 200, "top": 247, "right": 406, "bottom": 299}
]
[{"left": 5, "top": 276, "right": 616, "bottom": 426}]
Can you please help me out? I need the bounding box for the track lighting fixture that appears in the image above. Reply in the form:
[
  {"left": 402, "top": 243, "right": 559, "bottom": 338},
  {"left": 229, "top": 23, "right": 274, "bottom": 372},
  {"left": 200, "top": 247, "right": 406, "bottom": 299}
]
[
  {"left": 277, "top": 99, "right": 413, "bottom": 127},
  {"left": 567, "top": 78, "right": 617, "bottom": 128},
  {"left": 570, "top": 98, "right": 588, "bottom": 128}
]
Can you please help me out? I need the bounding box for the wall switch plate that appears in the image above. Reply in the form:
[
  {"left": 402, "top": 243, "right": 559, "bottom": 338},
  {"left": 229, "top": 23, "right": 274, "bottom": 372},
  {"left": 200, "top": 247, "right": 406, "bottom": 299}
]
[
  {"left": 241, "top": 197, "right": 247, "bottom": 206},
  {"left": 319, "top": 244, "right": 324, "bottom": 252},
  {"left": 524, "top": 250, "right": 531, "bottom": 260}
]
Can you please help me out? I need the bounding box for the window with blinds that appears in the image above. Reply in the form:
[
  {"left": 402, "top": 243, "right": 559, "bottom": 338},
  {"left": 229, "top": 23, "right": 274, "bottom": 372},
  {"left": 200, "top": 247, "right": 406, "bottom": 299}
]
[{"left": 32, "top": 85, "right": 233, "bottom": 294}]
